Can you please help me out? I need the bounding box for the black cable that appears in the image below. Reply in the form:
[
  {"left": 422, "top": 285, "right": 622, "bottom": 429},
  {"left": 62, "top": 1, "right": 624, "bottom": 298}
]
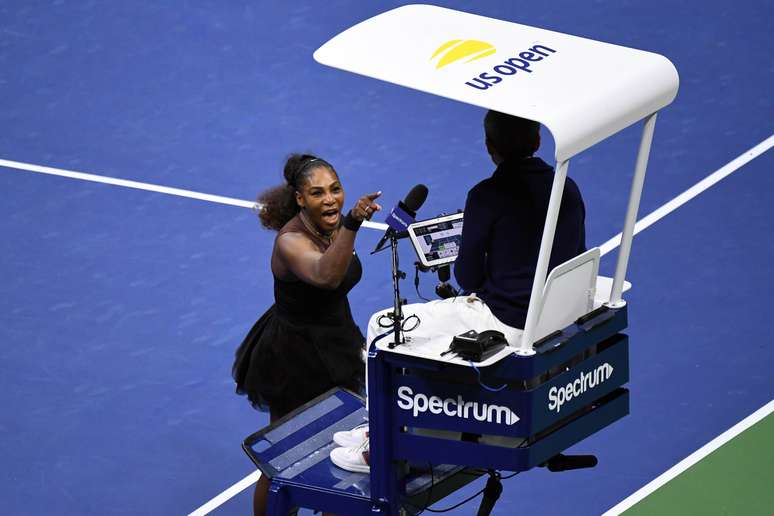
[
  {"left": 414, "top": 263, "right": 432, "bottom": 302},
  {"left": 377, "top": 314, "right": 391, "bottom": 328},
  {"left": 419, "top": 468, "right": 519, "bottom": 513},
  {"left": 402, "top": 313, "right": 420, "bottom": 332},
  {"left": 408, "top": 464, "right": 492, "bottom": 515},
  {"left": 424, "top": 486, "right": 488, "bottom": 513},
  {"left": 377, "top": 313, "right": 420, "bottom": 332},
  {"left": 425, "top": 462, "right": 434, "bottom": 513},
  {"left": 399, "top": 462, "right": 434, "bottom": 516},
  {"left": 458, "top": 467, "right": 488, "bottom": 477},
  {"left": 411, "top": 462, "right": 435, "bottom": 516}
]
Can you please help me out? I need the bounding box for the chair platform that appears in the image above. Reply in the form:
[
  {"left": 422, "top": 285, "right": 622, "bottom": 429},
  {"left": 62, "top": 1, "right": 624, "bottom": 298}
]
[{"left": 243, "top": 389, "right": 482, "bottom": 514}]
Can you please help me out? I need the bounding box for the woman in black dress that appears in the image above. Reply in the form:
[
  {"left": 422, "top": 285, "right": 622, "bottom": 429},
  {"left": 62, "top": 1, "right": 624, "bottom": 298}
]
[{"left": 233, "top": 153, "right": 381, "bottom": 516}]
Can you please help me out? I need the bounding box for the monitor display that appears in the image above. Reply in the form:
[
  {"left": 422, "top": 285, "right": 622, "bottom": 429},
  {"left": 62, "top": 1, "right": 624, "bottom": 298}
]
[{"left": 407, "top": 213, "right": 464, "bottom": 267}]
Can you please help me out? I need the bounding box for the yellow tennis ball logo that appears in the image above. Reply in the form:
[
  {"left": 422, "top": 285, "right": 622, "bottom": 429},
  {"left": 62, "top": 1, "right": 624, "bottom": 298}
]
[{"left": 431, "top": 39, "right": 496, "bottom": 69}]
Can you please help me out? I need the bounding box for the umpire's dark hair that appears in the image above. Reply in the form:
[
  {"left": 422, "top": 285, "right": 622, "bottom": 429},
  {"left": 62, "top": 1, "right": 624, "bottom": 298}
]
[
  {"left": 484, "top": 110, "right": 541, "bottom": 161},
  {"left": 257, "top": 153, "right": 335, "bottom": 231}
]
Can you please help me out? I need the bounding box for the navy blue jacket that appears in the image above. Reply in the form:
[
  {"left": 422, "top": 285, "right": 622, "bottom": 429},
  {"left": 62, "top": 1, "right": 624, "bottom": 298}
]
[{"left": 454, "top": 157, "right": 586, "bottom": 328}]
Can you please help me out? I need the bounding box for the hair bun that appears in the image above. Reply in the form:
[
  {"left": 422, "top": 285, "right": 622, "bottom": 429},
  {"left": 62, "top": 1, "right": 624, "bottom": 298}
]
[{"left": 283, "top": 153, "right": 318, "bottom": 188}]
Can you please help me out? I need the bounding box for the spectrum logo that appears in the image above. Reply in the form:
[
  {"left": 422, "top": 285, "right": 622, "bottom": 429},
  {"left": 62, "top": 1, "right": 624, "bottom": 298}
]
[
  {"left": 397, "top": 386, "right": 520, "bottom": 426},
  {"left": 430, "top": 39, "right": 497, "bottom": 69},
  {"left": 547, "top": 362, "right": 614, "bottom": 413}
]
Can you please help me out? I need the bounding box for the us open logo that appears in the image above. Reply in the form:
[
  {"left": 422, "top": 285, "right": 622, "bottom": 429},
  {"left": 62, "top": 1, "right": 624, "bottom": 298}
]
[
  {"left": 430, "top": 39, "right": 497, "bottom": 69},
  {"left": 431, "top": 38, "right": 558, "bottom": 91}
]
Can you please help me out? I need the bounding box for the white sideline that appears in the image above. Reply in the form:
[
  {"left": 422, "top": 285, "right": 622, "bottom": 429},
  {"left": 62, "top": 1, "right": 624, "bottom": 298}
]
[
  {"left": 187, "top": 470, "right": 261, "bottom": 516},
  {"left": 0, "top": 158, "right": 389, "bottom": 230},
  {"left": 599, "top": 135, "right": 774, "bottom": 257},
  {"left": 602, "top": 399, "right": 774, "bottom": 515},
  {"left": 2, "top": 136, "right": 771, "bottom": 515},
  {"left": 0, "top": 158, "right": 257, "bottom": 208}
]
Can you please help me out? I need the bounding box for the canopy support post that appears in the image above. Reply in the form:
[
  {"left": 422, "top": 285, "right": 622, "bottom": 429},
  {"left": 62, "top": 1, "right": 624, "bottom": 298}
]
[
  {"left": 608, "top": 112, "right": 658, "bottom": 307},
  {"left": 518, "top": 159, "right": 569, "bottom": 355}
]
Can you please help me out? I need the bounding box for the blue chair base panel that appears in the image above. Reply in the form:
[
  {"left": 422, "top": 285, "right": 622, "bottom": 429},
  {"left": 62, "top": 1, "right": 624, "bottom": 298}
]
[{"left": 242, "top": 305, "right": 630, "bottom": 515}]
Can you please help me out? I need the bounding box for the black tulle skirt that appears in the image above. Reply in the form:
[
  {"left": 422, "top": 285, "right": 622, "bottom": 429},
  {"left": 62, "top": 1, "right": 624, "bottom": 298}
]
[{"left": 232, "top": 305, "right": 365, "bottom": 418}]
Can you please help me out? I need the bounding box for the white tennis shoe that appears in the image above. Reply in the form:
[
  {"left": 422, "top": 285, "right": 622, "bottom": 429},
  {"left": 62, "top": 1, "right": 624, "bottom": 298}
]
[
  {"left": 333, "top": 422, "right": 369, "bottom": 448},
  {"left": 330, "top": 438, "right": 370, "bottom": 474}
]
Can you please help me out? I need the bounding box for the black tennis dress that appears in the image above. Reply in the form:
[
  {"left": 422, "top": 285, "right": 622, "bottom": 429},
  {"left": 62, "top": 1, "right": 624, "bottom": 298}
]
[{"left": 232, "top": 215, "right": 365, "bottom": 418}]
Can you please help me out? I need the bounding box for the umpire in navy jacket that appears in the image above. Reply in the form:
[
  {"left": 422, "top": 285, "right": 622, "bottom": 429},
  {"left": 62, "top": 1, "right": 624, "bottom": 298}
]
[{"left": 454, "top": 110, "right": 587, "bottom": 330}]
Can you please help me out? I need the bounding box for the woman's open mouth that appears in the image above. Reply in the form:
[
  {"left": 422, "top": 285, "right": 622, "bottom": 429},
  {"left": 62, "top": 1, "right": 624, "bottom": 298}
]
[{"left": 321, "top": 208, "right": 340, "bottom": 225}]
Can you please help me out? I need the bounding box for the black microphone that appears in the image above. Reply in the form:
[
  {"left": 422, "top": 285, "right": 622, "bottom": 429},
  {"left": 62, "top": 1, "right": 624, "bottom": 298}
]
[{"left": 371, "top": 184, "right": 429, "bottom": 254}]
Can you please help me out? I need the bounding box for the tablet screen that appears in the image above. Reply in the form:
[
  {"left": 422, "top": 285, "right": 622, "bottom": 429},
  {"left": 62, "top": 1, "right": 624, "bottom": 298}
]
[{"left": 407, "top": 213, "right": 464, "bottom": 267}]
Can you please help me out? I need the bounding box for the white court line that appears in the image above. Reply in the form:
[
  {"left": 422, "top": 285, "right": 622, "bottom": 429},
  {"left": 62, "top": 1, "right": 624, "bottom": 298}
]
[
  {"left": 187, "top": 470, "right": 261, "bottom": 516},
  {"left": 599, "top": 135, "right": 774, "bottom": 256},
  {"left": 0, "top": 158, "right": 257, "bottom": 208},
  {"left": 0, "top": 158, "right": 389, "bottom": 230},
  {"left": 186, "top": 134, "right": 774, "bottom": 515},
  {"left": 602, "top": 399, "right": 774, "bottom": 515}
]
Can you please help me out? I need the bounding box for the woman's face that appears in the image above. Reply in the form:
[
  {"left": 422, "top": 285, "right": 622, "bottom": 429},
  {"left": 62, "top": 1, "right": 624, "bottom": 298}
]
[{"left": 296, "top": 166, "right": 345, "bottom": 233}]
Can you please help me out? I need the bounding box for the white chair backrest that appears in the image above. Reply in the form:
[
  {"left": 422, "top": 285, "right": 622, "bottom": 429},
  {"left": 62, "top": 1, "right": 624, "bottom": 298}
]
[{"left": 533, "top": 247, "right": 600, "bottom": 342}]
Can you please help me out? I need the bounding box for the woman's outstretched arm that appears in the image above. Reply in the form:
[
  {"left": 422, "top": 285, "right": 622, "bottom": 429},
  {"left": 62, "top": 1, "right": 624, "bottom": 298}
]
[{"left": 276, "top": 192, "right": 381, "bottom": 289}]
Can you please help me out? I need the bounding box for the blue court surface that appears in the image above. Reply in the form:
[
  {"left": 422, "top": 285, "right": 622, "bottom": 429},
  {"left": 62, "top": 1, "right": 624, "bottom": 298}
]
[{"left": 1, "top": 1, "right": 772, "bottom": 515}]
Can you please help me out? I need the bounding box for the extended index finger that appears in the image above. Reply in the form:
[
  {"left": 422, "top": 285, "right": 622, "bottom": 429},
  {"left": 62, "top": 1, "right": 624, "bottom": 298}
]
[{"left": 365, "top": 191, "right": 382, "bottom": 201}]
